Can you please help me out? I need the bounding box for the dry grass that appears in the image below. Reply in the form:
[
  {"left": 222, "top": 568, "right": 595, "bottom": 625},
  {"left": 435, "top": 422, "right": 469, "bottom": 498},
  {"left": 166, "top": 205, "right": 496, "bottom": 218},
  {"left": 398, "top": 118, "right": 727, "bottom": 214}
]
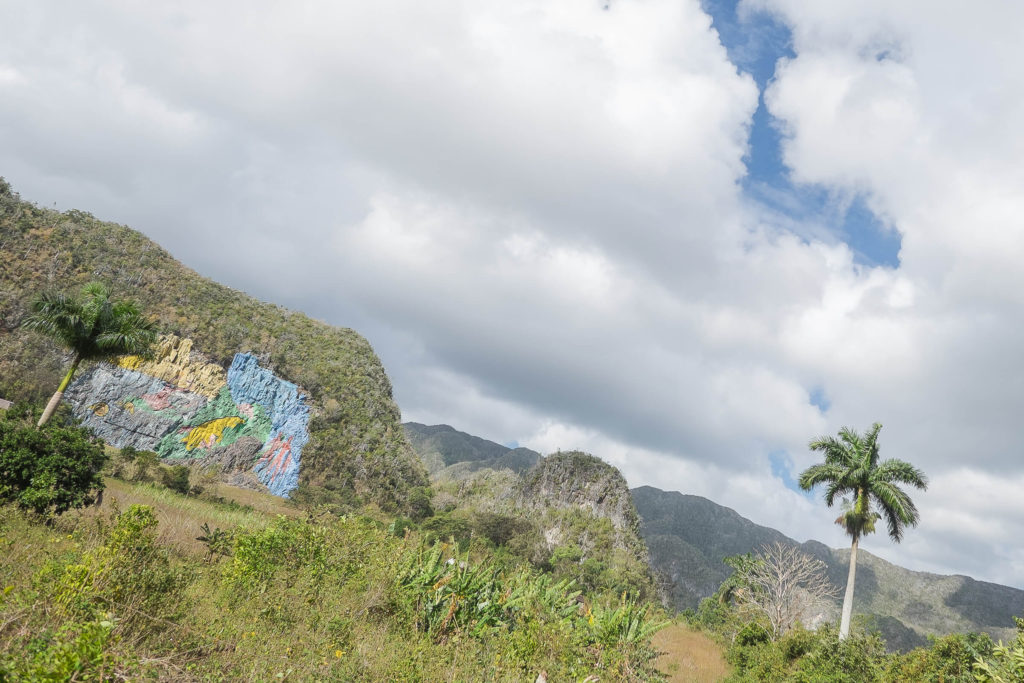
[
  {"left": 654, "top": 621, "right": 730, "bottom": 683},
  {"left": 59, "top": 477, "right": 299, "bottom": 557}
]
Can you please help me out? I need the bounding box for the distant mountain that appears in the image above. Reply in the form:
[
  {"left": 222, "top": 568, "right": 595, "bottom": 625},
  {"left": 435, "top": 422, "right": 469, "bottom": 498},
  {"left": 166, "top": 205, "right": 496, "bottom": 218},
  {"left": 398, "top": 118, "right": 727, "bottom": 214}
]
[
  {"left": 403, "top": 422, "right": 540, "bottom": 476},
  {"left": 631, "top": 486, "right": 793, "bottom": 610},
  {"left": 0, "top": 179, "right": 427, "bottom": 511},
  {"left": 402, "top": 423, "right": 1024, "bottom": 649},
  {"left": 633, "top": 485, "right": 1024, "bottom": 648}
]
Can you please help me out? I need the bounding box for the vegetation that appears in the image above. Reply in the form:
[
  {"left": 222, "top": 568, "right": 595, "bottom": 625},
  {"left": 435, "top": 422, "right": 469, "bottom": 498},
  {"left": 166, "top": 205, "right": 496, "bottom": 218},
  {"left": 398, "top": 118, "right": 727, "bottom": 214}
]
[
  {"left": 799, "top": 423, "right": 928, "bottom": 640},
  {"left": 0, "top": 475, "right": 669, "bottom": 681},
  {"left": 0, "top": 404, "right": 107, "bottom": 515},
  {"left": 686, "top": 562, "right": 1010, "bottom": 682},
  {"left": 21, "top": 281, "right": 157, "bottom": 427},
  {"left": 724, "top": 543, "right": 837, "bottom": 640}
]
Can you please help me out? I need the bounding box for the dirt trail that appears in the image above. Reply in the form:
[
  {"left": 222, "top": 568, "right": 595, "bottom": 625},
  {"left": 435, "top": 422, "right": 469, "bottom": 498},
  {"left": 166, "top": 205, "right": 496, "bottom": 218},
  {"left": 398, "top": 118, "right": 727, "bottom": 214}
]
[{"left": 653, "top": 622, "right": 730, "bottom": 682}]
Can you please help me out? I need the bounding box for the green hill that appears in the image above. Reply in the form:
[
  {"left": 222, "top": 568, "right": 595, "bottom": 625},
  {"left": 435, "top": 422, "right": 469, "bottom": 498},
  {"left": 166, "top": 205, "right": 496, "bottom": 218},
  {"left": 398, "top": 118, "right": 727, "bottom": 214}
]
[
  {"left": 0, "top": 179, "right": 427, "bottom": 511},
  {"left": 402, "top": 422, "right": 540, "bottom": 476}
]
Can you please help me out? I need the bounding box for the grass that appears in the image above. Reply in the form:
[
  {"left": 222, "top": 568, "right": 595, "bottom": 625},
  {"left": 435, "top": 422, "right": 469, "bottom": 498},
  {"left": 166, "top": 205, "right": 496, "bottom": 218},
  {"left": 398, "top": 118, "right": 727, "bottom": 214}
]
[
  {"left": 0, "top": 476, "right": 669, "bottom": 681},
  {"left": 653, "top": 621, "right": 730, "bottom": 682},
  {"left": 60, "top": 478, "right": 298, "bottom": 557}
]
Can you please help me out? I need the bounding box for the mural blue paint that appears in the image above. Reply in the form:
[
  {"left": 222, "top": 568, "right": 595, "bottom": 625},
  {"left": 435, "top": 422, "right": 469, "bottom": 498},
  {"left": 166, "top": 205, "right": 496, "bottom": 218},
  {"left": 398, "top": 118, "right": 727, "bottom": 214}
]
[{"left": 64, "top": 338, "right": 311, "bottom": 498}]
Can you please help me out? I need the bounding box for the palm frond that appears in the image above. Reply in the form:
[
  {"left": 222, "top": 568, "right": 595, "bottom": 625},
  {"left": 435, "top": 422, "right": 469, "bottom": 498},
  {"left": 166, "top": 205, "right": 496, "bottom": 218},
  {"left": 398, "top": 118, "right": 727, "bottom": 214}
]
[
  {"left": 871, "top": 481, "right": 920, "bottom": 542},
  {"left": 874, "top": 459, "right": 928, "bottom": 490}
]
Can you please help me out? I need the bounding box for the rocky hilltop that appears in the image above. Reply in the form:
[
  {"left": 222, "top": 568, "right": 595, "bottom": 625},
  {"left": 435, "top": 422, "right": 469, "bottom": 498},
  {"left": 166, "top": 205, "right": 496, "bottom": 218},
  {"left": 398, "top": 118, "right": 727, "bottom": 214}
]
[
  {"left": 520, "top": 451, "right": 646, "bottom": 559},
  {"left": 403, "top": 423, "right": 655, "bottom": 597},
  {"left": 0, "top": 180, "right": 427, "bottom": 510}
]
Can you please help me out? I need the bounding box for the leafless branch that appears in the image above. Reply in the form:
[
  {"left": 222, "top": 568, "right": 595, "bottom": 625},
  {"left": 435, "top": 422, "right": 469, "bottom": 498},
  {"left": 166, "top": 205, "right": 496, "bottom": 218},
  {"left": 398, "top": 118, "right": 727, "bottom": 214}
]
[{"left": 734, "top": 542, "right": 838, "bottom": 638}]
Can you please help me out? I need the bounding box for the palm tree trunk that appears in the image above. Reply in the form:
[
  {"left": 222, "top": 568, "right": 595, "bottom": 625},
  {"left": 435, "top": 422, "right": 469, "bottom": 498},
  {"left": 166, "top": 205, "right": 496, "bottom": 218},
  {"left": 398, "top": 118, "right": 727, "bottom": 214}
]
[
  {"left": 37, "top": 354, "right": 81, "bottom": 428},
  {"left": 839, "top": 536, "right": 858, "bottom": 640}
]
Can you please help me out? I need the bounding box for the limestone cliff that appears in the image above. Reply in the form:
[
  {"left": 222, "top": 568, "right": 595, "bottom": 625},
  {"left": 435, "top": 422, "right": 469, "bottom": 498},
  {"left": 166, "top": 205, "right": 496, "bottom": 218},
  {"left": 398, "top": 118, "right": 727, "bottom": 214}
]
[
  {"left": 0, "top": 181, "right": 427, "bottom": 511},
  {"left": 65, "top": 335, "right": 311, "bottom": 496},
  {"left": 519, "top": 451, "right": 647, "bottom": 562}
]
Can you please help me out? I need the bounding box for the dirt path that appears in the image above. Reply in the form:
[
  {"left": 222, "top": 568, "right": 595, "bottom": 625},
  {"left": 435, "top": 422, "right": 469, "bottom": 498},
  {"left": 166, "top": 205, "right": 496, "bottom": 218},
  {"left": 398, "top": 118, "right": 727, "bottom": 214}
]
[{"left": 654, "top": 622, "right": 730, "bottom": 682}]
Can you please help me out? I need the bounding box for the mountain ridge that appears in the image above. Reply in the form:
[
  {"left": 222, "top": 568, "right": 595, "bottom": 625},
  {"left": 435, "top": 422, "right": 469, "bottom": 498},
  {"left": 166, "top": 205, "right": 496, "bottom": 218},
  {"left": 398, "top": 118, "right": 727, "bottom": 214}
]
[{"left": 405, "top": 422, "right": 1024, "bottom": 649}]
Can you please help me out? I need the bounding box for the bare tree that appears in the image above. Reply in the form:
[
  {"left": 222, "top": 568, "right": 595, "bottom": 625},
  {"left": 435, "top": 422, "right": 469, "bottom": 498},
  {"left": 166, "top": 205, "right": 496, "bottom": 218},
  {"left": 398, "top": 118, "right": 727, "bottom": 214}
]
[{"left": 733, "top": 542, "right": 838, "bottom": 639}]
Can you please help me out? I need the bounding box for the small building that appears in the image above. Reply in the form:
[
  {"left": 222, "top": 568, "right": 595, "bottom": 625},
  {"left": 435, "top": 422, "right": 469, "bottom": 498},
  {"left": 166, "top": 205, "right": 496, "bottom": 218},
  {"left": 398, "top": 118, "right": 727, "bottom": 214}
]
[{"left": 0, "top": 398, "right": 12, "bottom": 410}]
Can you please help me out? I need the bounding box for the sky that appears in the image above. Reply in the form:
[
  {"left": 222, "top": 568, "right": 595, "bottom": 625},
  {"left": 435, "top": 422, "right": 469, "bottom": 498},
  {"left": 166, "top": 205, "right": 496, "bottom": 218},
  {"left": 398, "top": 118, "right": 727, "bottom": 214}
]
[{"left": 3, "top": 0, "right": 1024, "bottom": 587}]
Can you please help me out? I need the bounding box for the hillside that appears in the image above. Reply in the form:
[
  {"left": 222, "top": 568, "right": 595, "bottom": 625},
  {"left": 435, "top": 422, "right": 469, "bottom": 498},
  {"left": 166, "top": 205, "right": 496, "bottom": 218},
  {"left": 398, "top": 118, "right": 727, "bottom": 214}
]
[
  {"left": 633, "top": 485, "right": 1023, "bottom": 648},
  {"left": 402, "top": 423, "right": 656, "bottom": 599},
  {"left": 403, "top": 422, "right": 540, "bottom": 476},
  {"left": 0, "top": 179, "right": 427, "bottom": 511}
]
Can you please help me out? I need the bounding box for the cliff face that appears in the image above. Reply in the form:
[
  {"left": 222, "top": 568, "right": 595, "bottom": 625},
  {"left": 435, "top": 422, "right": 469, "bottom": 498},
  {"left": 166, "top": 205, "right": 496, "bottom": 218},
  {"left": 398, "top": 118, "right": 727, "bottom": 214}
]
[
  {"left": 519, "top": 451, "right": 645, "bottom": 559},
  {"left": 0, "top": 182, "right": 427, "bottom": 510},
  {"left": 65, "top": 335, "right": 311, "bottom": 496}
]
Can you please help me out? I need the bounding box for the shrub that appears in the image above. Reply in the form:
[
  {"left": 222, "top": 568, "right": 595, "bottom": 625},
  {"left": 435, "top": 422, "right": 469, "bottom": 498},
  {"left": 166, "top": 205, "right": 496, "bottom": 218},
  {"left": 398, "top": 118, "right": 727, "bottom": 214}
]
[
  {"left": 49, "top": 505, "right": 187, "bottom": 636},
  {"left": 0, "top": 618, "right": 138, "bottom": 681},
  {"left": 973, "top": 617, "right": 1024, "bottom": 683},
  {"left": 0, "top": 418, "right": 106, "bottom": 515},
  {"left": 159, "top": 465, "right": 191, "bottom": 495}
]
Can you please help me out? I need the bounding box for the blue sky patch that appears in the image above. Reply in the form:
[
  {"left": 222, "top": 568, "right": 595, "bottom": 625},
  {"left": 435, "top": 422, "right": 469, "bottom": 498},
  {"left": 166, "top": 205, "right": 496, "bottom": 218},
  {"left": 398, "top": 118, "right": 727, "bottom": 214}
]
[
  {"left": 769, "top": 450, "right": 812, "bottom": 498},
  {"left": 701, "top": 0, "right": 902, "bottom": 269}
]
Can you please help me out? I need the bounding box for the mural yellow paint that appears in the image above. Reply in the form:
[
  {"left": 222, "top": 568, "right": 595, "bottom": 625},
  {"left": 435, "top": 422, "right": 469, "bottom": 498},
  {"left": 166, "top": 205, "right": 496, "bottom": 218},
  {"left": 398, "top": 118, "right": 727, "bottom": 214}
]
[
  {"left": 121, "top": 401, "right": 135, "bottom": 414},
  {"left": 181, "top": 416, "right": 245, "bottom": 451},
  {"left": 89, "top": 402, "right": 109, "bottom": 416},
  {"left": 119, "top": 334, "right": 227, "bottom": 399}
]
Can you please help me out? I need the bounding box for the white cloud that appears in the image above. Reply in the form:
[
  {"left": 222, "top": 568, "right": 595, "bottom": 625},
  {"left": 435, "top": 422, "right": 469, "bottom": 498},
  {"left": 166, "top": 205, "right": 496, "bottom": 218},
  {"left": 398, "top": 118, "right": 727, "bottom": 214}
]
[{"left": 2, "top": 0, "right": 1023, "bottom": 587}]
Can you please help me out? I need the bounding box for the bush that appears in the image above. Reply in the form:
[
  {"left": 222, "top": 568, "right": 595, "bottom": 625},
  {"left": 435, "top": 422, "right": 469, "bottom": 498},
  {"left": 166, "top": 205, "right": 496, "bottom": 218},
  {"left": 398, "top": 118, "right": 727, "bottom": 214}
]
[
  {"left": 0, "top": 417, "right": 106, "bottom": 515},
  {"left": 49, "top": 505, "right": 188, "bottom": 636},
  {"left": 420, "top": 512, "right": 473, "bottom": 549},
  {"left": 159, "top": 465, "right": 191, "bottom": 495},
  {"left": 973, "top": 617, "right": 1024, "bottom": 683}
]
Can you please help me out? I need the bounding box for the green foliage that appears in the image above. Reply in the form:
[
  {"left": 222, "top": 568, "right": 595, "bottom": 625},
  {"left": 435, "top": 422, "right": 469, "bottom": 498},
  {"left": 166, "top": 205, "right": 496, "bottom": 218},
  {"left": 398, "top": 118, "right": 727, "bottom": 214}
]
[
  {"left": 420, "top": 511, "right": 473, "bottom": 549},
  {"left": 0, "top": 618, "right": 134, "bottom": 682},
  {"left": 21, "top": 281, "right": 157, "bottom": 365},
  {"left": 407, "top": 485, "right": 434, "bottom": 521},
  {"left": 473, "top": 511, "right": 533, "bottom": 548},
  {"left": 196, "top": 522, "right": 234, "bottom": 562},
  {"left": 0, "top": 416, "right": 106, "bottom": 514},
  {"left": 159, "top": 464, "right": 191, "bottom": 495},
  {"left": 974, "top": 617, "right": 1024, "bottom": 683},
  {"left": 46, "top": 504, "right": 187, "bottom": 633},
  {"left": 224, "top": 516, "right": 328, "bottom": 592},
  {"left": 799, "top": 423, "right": 928, "bottom": 545},
  {"left": 887, "top": 631, "right": 992, "bottom": 682},
  {"left": 0, "top": 476, "right": 670, "bottom": 681},
  {"left": 131, "top": 449, "right": 160, "bottom": 482}
]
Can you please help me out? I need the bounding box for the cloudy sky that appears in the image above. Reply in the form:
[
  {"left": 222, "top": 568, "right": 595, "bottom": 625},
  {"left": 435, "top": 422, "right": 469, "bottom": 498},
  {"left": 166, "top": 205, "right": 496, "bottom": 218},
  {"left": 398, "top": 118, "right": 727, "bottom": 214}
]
[{"left": 3, "top": 0, "right": 1024, "bottom": 587}]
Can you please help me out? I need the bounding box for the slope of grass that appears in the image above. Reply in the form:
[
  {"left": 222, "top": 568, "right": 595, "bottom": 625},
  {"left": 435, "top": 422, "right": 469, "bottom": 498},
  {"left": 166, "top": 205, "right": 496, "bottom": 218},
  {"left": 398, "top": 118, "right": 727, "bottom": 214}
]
[{"left": 0, "top": 476, "right": 669, "bottom": 681}]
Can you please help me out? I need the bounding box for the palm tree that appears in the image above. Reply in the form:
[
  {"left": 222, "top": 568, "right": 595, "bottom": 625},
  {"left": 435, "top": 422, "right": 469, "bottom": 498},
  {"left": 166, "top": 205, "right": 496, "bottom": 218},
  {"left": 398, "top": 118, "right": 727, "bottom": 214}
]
[
  {"left": 798, "top": 423, "right": 927, "bottom": 640},
  {"left": 22, "top": 281, "right": 157, "bottom": 427}
]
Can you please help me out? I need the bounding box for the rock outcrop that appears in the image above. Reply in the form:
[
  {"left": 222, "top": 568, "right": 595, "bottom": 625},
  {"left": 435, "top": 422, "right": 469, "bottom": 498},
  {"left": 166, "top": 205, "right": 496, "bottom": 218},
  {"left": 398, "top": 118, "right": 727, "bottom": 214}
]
[
  {"left": 65, "top": 335, "right": 310, "bottom": 497},
  {"left": 519, "top": 451, "right": 644, "bottom": 556},
  {"left": 118, "top": 334, "right": 226, "bottom": 399}
]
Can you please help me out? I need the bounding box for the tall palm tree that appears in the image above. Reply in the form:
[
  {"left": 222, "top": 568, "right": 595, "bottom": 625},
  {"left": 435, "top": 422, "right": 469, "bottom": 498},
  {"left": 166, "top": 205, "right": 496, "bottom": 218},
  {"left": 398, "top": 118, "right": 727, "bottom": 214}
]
[
  {"left": 22, "top": 281, "right": 157, "bottom": 427},
  {"left": 798, "top": 423, "right": 927, "bottom": 640}
]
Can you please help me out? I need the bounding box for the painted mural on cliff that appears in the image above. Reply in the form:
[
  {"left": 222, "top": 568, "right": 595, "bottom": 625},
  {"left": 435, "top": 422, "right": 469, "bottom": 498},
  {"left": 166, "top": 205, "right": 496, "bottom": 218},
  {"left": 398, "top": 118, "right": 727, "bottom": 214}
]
[{"left": 64, "top": 335, "right": 309, "bottom": 497}]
